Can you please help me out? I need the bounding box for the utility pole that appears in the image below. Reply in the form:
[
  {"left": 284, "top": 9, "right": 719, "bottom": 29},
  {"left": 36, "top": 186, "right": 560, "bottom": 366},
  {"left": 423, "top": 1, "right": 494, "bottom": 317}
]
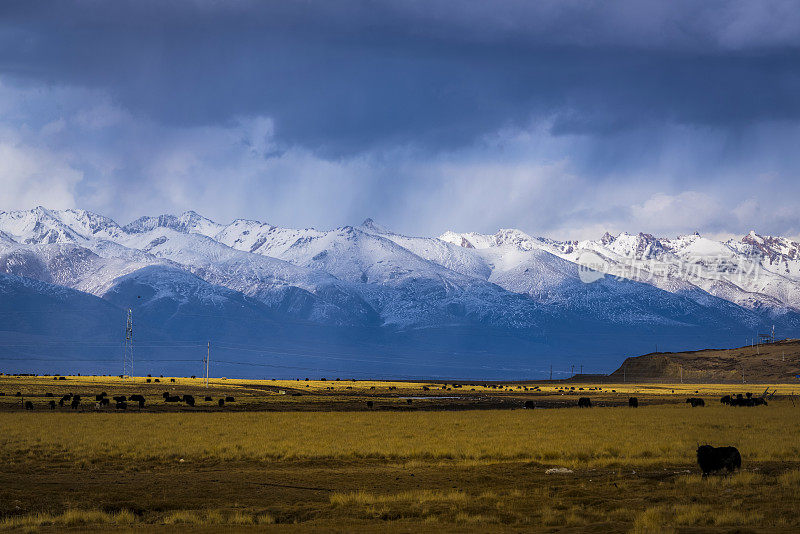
[
  {"left": 580, "top": 365, "right": 583, "bottom": 375},
  {"left": 571, "top": 364, "right": 575, "bottom": 377},
  {"left": 680, "top": 365, "right": 683, "bottom": 384},
  {"left": 549, "top": 364, "right": 553, "bottom": 381},
  {"left": 204, "top": 341, "right": 210, "bottom": 388},
  {"left": 122, "top": 308, "right": 134, "bottom": 379}
]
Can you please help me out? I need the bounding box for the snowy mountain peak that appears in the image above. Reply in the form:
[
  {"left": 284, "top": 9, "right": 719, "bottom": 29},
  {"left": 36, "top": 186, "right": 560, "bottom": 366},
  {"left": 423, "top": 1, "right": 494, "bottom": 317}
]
[
  {"left": 52, "top": 209, "right": 124, "bottom": 240},
  {"left": 360, "top": 218, "right": 391, "bottom": 235},
  {"left": 741, "top": 231, "right": 800, "bottom": 264},
  {"left": 604, "top": 232, "right": 664, "bottom": 259},
  {"left": 491, "top": 229, "right": 545, "bottom": 251},
  {"left": 0, "top": 207, "right": 83, "bottom": 244},
  {"left": 3, "top": 206, "right": 800, "bottom": 328},
  {"left": 123, "top": 211, "right": 222, "bottom": 237}
]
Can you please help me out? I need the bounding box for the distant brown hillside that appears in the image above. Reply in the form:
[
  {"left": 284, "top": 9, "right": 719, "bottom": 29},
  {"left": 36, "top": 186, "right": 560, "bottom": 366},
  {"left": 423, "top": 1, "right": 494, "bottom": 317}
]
[{"left": 607, "top": 339, "right": 800, "bottom": 383}]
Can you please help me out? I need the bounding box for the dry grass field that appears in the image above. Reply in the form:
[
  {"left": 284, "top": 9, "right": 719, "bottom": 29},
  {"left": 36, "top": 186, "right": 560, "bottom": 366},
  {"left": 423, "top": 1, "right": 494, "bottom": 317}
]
[{"left": 1, "top": 375, "right": 799, "bottom": 532}]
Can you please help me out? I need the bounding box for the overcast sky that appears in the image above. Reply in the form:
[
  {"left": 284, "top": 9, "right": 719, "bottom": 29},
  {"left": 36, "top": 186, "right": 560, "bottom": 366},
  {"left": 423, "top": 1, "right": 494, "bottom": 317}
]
[{"left": 1, "top": 0, "right": 799, "bottom": 240}]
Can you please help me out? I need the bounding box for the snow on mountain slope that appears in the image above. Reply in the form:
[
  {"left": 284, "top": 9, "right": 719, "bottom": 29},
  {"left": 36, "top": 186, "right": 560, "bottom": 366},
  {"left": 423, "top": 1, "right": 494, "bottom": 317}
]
[
  {"left": 272, "top": 226, "right": 546, "bottom": 327},
  {"left": 213, "top": 219, "right": 325, "bottom": 257},
  {"left": 0, "top": 209, "right": 377, "bottom": 326},
  {"left": 734, "top": 231, "right": 800, "bottom": 279},
  {"left": 3, "top": 207, "right": 800, "bottom": 378},
  {"left": 123, "top": 210, "right": 224, "bottom": 237},
  {"left": 380, "top": 225, "right": 761, "bottom": 326},
  {"left": 206, "top": 217, "right": 541, "bottom": 327},
  {"left": 0, "top": 230, "right": 17, "bottom": 245},
  {"left": 0, "top": 242, "right": 166, "bottom": 295},
  {"left": 114, "top": 226, "right": 379, "bottom": 326},
  {"left": 365, "top": 224, "right": 492, "bottom": 280},
  {"left": 0, "top": 206, "right": 88, "bottom": 244},
  {"left": 2, "top": 207, "right": 798, "bottom": 333},
  {"left": 441, "top": 228, "right": 800, "bottom": 315}
]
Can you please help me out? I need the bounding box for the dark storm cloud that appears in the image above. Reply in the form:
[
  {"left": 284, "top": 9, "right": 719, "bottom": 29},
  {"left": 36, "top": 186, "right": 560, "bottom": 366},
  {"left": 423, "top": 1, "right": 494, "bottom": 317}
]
[
  {"left": 1, "top": 1, "right": 800, "bottom": 240},
  {"left": 1, "top": 0, "right": 799, "bottom": 154}
]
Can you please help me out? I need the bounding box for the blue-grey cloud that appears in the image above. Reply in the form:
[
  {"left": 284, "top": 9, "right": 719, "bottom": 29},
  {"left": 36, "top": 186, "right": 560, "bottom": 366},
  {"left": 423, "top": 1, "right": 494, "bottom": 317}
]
[
  {"left": 1, "top": 1, "right": 799, "bottom": 153},
  {"left": 0, "top": 1, "right": 798, "bottom": 240}
]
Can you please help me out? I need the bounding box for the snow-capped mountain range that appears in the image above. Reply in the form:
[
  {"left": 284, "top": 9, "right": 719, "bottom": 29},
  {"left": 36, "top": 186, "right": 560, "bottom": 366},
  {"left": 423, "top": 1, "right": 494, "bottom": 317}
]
[{"left": 0, "top": 207, "right": 798, "bottom": 379}]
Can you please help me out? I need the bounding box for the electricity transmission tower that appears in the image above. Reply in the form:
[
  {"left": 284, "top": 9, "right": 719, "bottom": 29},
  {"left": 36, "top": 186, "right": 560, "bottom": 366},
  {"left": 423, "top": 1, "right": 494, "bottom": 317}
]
[{"left": 122, "top": 308, "right": 134, "bottom": 378}]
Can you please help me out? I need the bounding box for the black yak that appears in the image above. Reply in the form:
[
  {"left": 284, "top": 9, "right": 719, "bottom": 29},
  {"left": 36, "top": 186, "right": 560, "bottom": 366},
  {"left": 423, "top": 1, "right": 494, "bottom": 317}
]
[
  {"left": 113, "top": 395, "right": 127, "bottom": 403},
  {"left": 162, "top": 392, "right": 170, "bottom": 399},
  {"left": 697, "top": 445, "right": 741, "bottom": 476},
  {"left": 24, "top": 400, "right": 34, "bottom": 410},
  {"left": 204, "top": 396, "right": 212, "bottom": 402},
  {"left": 225, "top": 396, "right": 235, "bottom": 402},
  {"left": 577, "top": 397, "right": 592, "bottom": 408},
  {"left": 129, "top": 394, "right": 145, "bottom": 408},
  {"left": 116, "top": 401, "right": 127, "bottom": 410},
  {"left": 183, "top": 395, "right": 195, "bottom": 407},
  {"left": 165, "top": 395, "right": 181, "bottom": 402},
  {"left": 45, "top": 392, "right": 53, "bottom": 397},
  {"left": 70, "top": 398, "right": 80, "bottom": 409},
  {"left": 218, "top": 399, "right": 225, "bottom": 407},
  {"left": 366, "top": 400, "right": 374, "bottom": 408},
  {"left": 49, "top": 400, "right": 56, "bottom": 409},
  {"left": 686, "top": 398, "right": 705, "bottom": 407},
  {"left": 95, "top": 394, "right": 105, "bottom": 401},
  {"left": 100, "top": 398, "right": 110, "bottom": 406},
  {"left": 628, "top": 397, "right": 639, "bottom": 408},
  {"left": 720, "top": 395, "right": 732, "bottom": 405},
  {"left": 524, "top": 400, "right": 535, "bottom": 409}
]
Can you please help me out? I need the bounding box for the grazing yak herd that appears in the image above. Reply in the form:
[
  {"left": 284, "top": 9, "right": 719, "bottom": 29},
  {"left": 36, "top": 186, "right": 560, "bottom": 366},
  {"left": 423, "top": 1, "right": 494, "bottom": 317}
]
[
  {"left": 8, "top": 381, "right": 768, "bottom": 477},
  {"left": 14, "top": 391, "right": 236, "bottom": 411},
  {"left": 572, "top": 392, "right": 768, "bottom": 409}
]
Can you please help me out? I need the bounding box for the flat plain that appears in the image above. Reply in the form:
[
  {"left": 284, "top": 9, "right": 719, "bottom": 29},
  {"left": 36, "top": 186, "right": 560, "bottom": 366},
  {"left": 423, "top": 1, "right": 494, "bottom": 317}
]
[{"left": 1, "top": 375, "right": 799, "bottom": 532}]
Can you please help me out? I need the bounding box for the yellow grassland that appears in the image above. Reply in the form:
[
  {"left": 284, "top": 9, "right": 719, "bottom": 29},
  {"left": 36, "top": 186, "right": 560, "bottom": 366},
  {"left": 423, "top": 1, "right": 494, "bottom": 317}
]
[
  {"left": 3, "top": 375, "right": 800, "bottom": 532},
  {"left": 3, "top": 373, "right": 799, "bottom": 395},
  {"left": 2, "top": 403, "right": 798, "bottom": 467}
]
